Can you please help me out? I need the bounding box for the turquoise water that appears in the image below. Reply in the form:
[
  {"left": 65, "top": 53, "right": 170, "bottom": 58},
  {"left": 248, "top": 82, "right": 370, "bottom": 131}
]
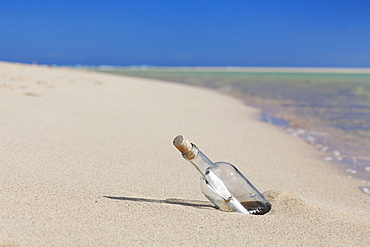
[{"left": 95, "top": 68, "right": 370, "bottom": 188}]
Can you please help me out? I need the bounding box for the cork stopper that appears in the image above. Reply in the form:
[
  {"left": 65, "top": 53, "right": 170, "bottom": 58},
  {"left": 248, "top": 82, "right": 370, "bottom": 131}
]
[{"left": 173, "top": 135, "right": 193, "bottom": 154}]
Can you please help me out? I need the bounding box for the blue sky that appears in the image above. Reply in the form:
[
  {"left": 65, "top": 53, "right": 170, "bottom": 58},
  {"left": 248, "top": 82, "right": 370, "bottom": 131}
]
[{"left": 0, "top": 0, "right": 369, "bottom": 67}]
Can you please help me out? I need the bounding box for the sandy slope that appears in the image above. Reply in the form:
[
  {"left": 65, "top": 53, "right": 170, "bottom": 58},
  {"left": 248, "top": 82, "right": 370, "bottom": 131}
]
[{"left": 0, "top": 62, "right": 369, "bottom": 246}]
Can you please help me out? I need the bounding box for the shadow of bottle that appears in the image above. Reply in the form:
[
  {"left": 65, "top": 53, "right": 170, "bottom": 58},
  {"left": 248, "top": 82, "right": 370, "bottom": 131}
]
[{"left": 103, "top": 196, "right": 215, "bottom": 210}]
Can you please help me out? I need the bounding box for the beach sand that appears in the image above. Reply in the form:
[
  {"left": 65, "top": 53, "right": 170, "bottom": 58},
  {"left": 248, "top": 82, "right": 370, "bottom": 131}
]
[{"left": 1, "top": 62, "right": 369, "bottom": 246}]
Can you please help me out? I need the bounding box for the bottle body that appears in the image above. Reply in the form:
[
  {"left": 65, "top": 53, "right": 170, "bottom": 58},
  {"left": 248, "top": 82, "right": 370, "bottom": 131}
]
[
  {"left": 175, "top": 137, "right": 271, "bottom": 215},
  {"left": 200, "top": 162, "right": 271, "bottom": 215}
]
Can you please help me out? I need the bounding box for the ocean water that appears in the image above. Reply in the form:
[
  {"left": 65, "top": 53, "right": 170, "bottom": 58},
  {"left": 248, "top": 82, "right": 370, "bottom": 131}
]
[{"left": 96, "top": 68, "right": 370, "bottom": 191}]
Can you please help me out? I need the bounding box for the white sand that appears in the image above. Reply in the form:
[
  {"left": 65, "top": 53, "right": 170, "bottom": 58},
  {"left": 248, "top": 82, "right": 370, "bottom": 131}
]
[{"left": 0, "top": 62, "right": 369, "bottom": 246}]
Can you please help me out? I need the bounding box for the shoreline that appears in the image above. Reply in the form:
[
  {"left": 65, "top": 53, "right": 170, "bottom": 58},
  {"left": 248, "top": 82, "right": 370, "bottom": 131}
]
[
  {"left": 1, "top": 62, "right": 369, "bottom": 246},
  {"left": 95, "top": 66, "right": 370, "bottom": 187},
  {"left": 259, "top": 109, "right": 370, "bottom": 188},
  {"left": 219, "top": 88, "right": 369, "bottom": 182},
  {"left": 241, "top": 93, "right": 370, "bottom": 187}
]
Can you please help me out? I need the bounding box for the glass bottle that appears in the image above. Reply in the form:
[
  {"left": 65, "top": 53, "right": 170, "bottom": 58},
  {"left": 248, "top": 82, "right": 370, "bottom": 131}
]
[{"left": 173, "top": 135, "right": 271, "bottom": 215}]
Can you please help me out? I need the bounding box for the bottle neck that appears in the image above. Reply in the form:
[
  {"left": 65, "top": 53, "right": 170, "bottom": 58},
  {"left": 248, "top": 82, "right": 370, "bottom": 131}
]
[{"left": 183, "top": 144, "right": 215, "bottom": 175}]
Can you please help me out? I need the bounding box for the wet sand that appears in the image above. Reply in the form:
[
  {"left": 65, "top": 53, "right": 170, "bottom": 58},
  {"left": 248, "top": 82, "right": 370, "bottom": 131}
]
[{"left": 0, "top": 62, "right": 369, "bottom": 246}]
